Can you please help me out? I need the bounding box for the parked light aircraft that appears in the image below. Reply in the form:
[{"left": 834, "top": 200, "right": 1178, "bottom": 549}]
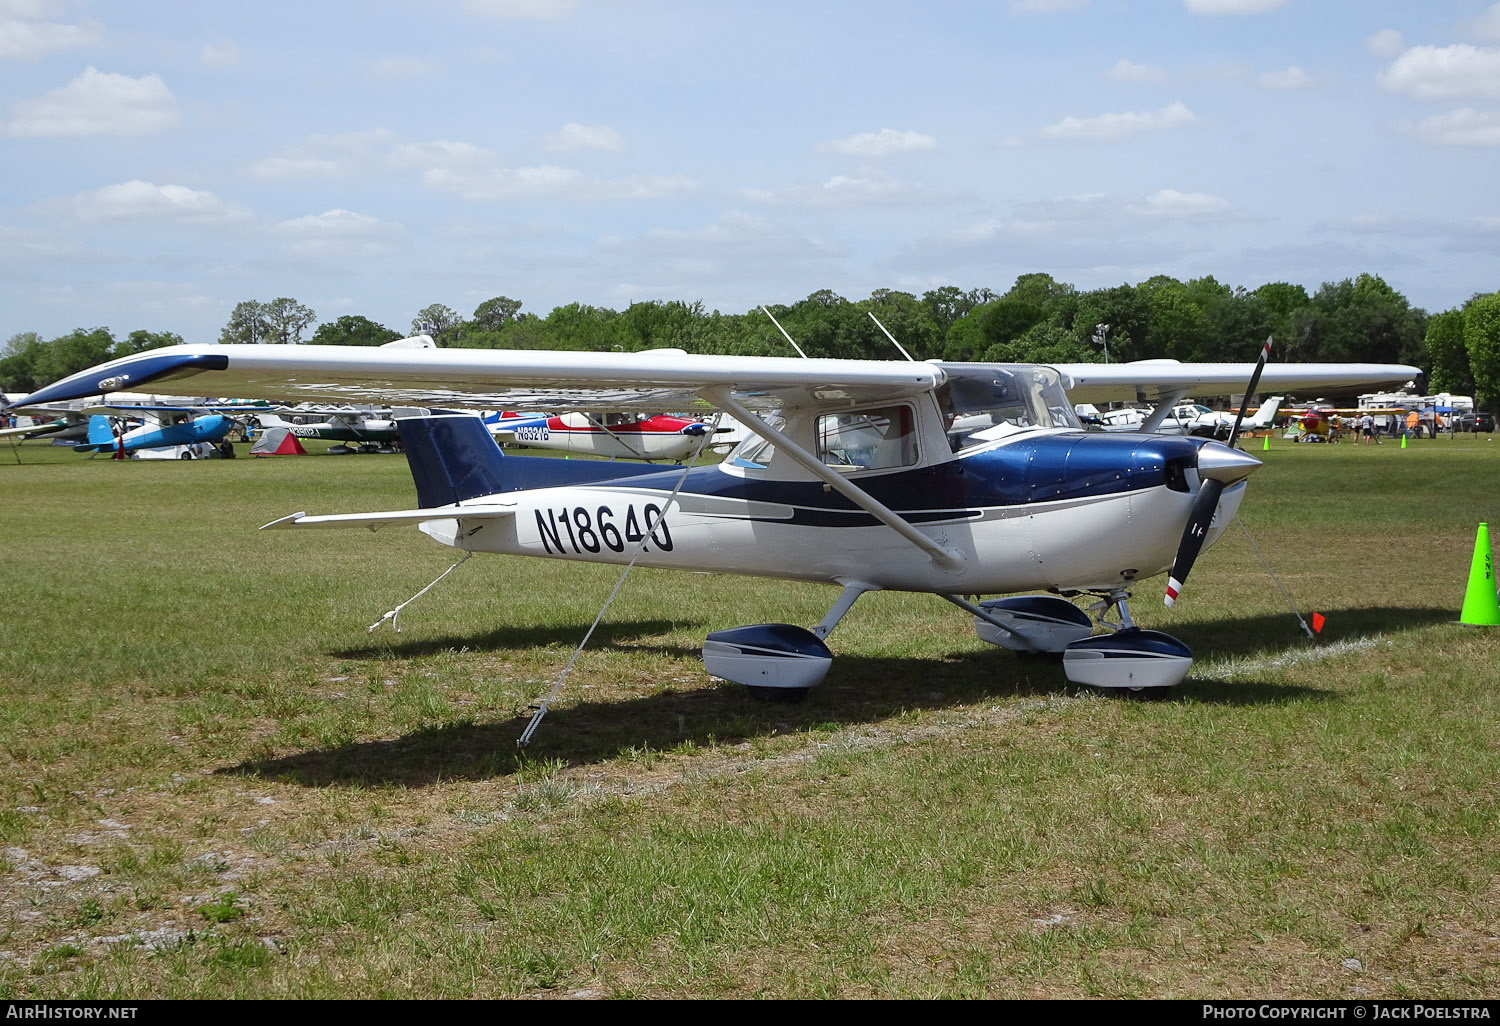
[
  {"left": 252, "top": 407, "right": 401, "bottom": 453},
  {"left": 73, "top": 410, "right": 234, "bottom": 457},
  {"left": 18, "top": 342, "right": 1417, "bottom": 700},
  {"left": 484, "top": 410, "right": 732, "bottom": 462},
  {"left": 1097, "top": 397, "right": 1283, "bottom": 439}
]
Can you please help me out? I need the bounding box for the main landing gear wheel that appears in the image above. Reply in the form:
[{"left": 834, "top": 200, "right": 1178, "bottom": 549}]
[{"left": 702, "top": 584, "right": 871, "bottom": 702}]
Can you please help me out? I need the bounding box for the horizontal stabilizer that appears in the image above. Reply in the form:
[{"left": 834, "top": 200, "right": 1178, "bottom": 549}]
[{"left": 260, "top": 504, "right": 516, "bottom": 532}]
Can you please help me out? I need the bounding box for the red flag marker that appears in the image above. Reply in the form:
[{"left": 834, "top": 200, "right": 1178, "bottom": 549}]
[{"left": 1311, "top": 612, "right": 1325, "bottom": 634}]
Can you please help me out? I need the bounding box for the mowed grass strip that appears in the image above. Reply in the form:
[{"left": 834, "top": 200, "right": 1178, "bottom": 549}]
[{"left": 0, "top": 435, "right": 1496, "bottom": 998}]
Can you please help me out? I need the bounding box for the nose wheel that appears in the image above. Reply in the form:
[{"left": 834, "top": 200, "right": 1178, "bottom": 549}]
[{"left": 1063, "top": 589, "right": 1192, "bottom": 698}]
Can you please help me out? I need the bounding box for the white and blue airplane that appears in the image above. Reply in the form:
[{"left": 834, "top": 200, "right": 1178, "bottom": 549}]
[{"left": 17, "top": 341, "right": 1416, "bottom": 699}]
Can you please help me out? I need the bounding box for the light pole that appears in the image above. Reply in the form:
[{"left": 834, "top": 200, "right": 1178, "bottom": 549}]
[{"left": 1093, "top": 323, "right": 1110, "bottom": 365}]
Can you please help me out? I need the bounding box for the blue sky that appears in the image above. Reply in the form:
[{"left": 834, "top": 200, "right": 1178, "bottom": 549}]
[{"left": 4, "top": 0, "right": 1500, "bottom": 343}]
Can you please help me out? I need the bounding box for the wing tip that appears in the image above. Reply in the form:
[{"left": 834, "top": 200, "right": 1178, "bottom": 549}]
[{"left": 259, "top": 511, "right": 307, "bottom": 531}]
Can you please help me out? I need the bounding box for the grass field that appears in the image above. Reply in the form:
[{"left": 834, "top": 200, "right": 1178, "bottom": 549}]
[{"left": 1, "top": 434, "right": 1497, "bottom": 998}]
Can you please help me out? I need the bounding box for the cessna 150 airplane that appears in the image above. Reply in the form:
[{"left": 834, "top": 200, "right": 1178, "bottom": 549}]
[{"left": 17, "top": 339, "right": 1416, "bottom": 699}]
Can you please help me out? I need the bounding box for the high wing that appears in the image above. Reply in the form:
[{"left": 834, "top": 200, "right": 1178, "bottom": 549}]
[
  {"left": 18, "top": 345, "right": 943, "bottom": 413},
  {"left": 1055, "top": 360, "right": 1420, "bottom": 405}
]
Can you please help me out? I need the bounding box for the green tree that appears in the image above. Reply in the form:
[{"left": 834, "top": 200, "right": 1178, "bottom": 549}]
[
  {"left": 863, "top": 289, "right": 940, "bottom": 359},
  {"left": 1004, "top": 272, "right": 1075, "bottom": 310},
  {"left": 1069, "top": 285, "right": 1146, "bottom": 363},
  {"left": 1296, "top": 274, "right": 1425, "bottom": 365},
  {"left": 264, "top": 298, "right": 316, "bottom": 345},
  {"left": 1464, "top": 293, "right": 1500, "bottom": 409},
  {"left": 471, "top": 296, "right": 524, "bottom": 333},
  {"left": 220, "top": 301, "right": 271, "bottom": 345},
  {"left": 117, "top": 330, "right": 183, "bottom": 356},
  {"left": 1423, "top": 309, "right": 1472, "bottom": 396},
  {"left": 1137, "top": 276, "right": 1213, "bottom": 361},
  {"left": 983, "top": 322, "right": 1093, "bottom": 365},
  {"left": 311, "top": 315, "right": 401, "bottom": 347},
  {"left": 30, "top": 328, "right": 115, "bottom": 386},
  {"left": 412, "top": 303, "right": 464, "bottom": 346},
  {"left": 539, "top": 302, "right": 618, "bottom": 351},
  {"left": 922, "top": 286, "right": 973, "bottom": 337},
  {"left": 0, "top": 332, "right": 44, "bottom": 392}
]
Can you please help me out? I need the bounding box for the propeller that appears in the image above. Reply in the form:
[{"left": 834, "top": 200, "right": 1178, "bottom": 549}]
[{"left": 1164, "top": 336, "right": 1272, "bottom": 607}]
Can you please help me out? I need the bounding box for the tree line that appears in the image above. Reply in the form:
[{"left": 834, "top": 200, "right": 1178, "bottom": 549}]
[{"left": 5, "top": 273, "right": 1500, "bottom": 407}]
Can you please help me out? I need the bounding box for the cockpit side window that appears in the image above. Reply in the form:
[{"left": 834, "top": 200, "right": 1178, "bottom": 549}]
[{"left": 815, "top": 404, "right": 917, "bottom": 471}]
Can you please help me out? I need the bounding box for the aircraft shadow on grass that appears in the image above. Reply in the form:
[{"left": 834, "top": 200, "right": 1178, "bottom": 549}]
[
  {"left": 225, "top": 603, "right": 1452, "bottom": 788},
  {"left": 329, "top": 618, "right": 689, "bottom": 660}
]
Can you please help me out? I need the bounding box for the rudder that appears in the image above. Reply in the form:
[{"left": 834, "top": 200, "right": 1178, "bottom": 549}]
[{"left": 397, "top": 414, "right": 507, "bottom": 507}]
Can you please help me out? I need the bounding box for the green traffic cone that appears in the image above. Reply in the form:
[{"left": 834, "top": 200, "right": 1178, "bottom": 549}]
[
  {"left": 1262, "top": 433, "right": 1270, "bottom": 451},
  {"left": 1400, "top": 433, "right": 1407, "bottom": 449},
  {"left": 1460, "top": 523, "right": 1500, "bottom": 626}
]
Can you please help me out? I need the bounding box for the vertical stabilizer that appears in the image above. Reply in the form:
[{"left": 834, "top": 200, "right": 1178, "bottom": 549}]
[
  {"left": 86, "top": 414, "right": 115, "bottom": 447},
  {"left": 396, "top": 414, "right": 507, "bottom": 507}
]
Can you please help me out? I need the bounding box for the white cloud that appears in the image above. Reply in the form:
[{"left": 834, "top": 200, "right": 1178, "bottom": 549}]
[
  {"left": 424, "top": 163, "right": 697, "bottom": 201},
  {"left": 276, "top": 209, "right": 400, "bottom": 238},
  {"left": 1407, "top": 107, "right": 1500, "bottom": 147},
  {"left": 1037, "top": 100, "right": 1198, "bottom": 142},
  {"left": 0, "top": 3, "right": 102, "bottom": 61},
  {"left": 1106, "top": 59, "right": 1166, "bottom": 83},
  {"left": 7, "top": 67, "right": 177, "bottom": 136},
  {"left": 1257, "top": 66, "right": 1316, "bottom": 90},
  {"left": 387, "top": 138, "right": 492, "bottom": 171},
  {"left": 276, "top": 208, "right": 404, "bottom": 257},
  {"left": 247, "top": 156, "right": 342, "bottom": 180},
  {"left": 247, "top": 129, "right": 398, "bottom": 180},
  {"left": 742, "top": 172, "right": 956, "bottom": 209},
  {"left": 1468, "top": 4, "right": 1500, "bottom": 42},
  {"left": 369, "top": 55, "right": 431, "bottom": 77},
  {"left": 1128, "top": 188, "right": 1233, "bottom": 218},
  {"left": 1183, "top": 0, "right": 1286, "bottom": 14},
  {"left": 1379, "top": 44, "right": 1500, "bottom": 100},
  {"left": 65, "top": 180, "right": 249, "bottom": 224},
  {"left": 541, "top": 122, "right": 623, "bottom": 153},
  {"left": 200, "top": 40, "right": 239, "bottom": 69},
  {"left": 1365, "top": 29, "right": 1404, "bottom": 58},
  {"left": 817, "top": 128, "right": 937, "bottom": 157}
]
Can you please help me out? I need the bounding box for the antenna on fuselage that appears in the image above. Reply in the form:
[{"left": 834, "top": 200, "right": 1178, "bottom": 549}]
[
  {"left": 867, "top": 311, "right": 916, "bottom": 362},
  {"left": 760, "top": 305, "right": 809, "bottom": 359}
]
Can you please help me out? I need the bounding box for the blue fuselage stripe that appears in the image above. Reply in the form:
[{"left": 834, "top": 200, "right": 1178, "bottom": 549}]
[{"left": 495, "top": 432, "right": 1198, "bottom": 514}]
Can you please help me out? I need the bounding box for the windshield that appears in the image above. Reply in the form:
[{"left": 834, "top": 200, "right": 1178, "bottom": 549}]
[
  {"left": 934, "top": 364, "right": 1081, "bottom": 451},
  {"left": 725, "top": 413, "right": 784, "bottom": 469}
]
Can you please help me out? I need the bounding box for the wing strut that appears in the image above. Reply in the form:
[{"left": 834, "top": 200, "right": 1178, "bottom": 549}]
[
  {"left": 1138, "top": 390, "right": 1187, "bottom": 434},
  {"left": 702, "top": 388, "right": 965, "bottom": 573}
]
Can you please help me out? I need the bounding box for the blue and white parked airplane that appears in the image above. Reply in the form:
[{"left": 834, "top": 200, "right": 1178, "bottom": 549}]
[
  {"left": 18, "top": 341, "right": 1416, "bottom": 699},
  {"left": 74, "top": 410, "right": 234, "bottom": 457}
]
